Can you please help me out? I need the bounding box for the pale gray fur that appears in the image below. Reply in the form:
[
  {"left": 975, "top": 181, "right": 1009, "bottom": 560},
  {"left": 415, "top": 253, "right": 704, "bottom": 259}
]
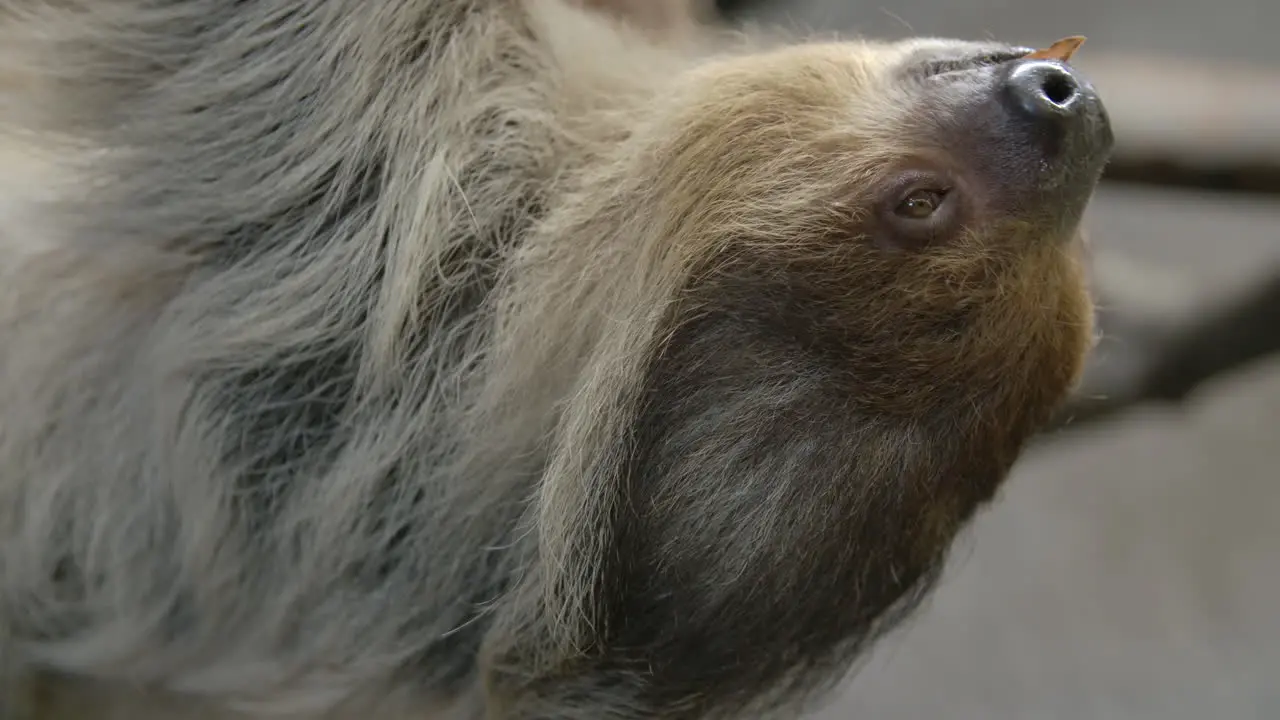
[{"left": 0, "top": 0, "right": 581, "bottom": 713}]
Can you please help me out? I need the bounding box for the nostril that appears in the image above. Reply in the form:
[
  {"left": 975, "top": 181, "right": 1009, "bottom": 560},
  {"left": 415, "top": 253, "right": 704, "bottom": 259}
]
[
  {"left": 1003, "top": 60, "right": 1087, "bottom": 122},
  {"left": 1040, "top": 69, "right": 1077, "bottom": 106}
]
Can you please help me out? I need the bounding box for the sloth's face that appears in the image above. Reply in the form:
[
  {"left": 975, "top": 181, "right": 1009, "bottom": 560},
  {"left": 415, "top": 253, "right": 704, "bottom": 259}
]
[
  {"left": 875, "top": 38, "right": 1114, "bottom": 252},
  {"left": 630, "top": 37, "right": 1114, "bottom": 411}
]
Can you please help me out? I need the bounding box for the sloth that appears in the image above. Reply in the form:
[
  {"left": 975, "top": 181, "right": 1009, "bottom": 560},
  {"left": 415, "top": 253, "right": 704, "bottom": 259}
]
[{"left": 0, "top": 0, "right": 1112, "bottom": 718}]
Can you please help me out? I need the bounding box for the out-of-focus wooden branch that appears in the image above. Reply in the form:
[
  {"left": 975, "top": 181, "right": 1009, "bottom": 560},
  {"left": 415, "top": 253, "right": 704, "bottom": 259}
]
[
  {"left": 1075, "top": 53, "right": 1280, "bottom": 195},
  {"left": 1050, "top": 267, "right": 1280, "bottom": 433}
]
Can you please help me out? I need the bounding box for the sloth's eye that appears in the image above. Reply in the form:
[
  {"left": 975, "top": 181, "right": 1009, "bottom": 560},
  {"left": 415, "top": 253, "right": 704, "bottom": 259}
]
[
  {"left": 894, "top": 189, "right": 945, "bottom": 220},
  {"left": 873, "top": 171, "right": 964, "bottom": 251}
]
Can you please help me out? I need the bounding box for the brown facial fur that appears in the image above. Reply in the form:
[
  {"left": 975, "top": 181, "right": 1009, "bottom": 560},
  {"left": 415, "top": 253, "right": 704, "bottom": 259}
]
[{"left": 0, "top": 2, "right": 1104, "bottom": 719}]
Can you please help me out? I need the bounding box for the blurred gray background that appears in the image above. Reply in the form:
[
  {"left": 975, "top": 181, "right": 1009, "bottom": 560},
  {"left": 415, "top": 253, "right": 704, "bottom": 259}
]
[
  {"left": 735, "top": 0, "right": 1280, "bottom": 66},
  {"left": 716, "top": 1, "right": 1280, "bottom": 718}
]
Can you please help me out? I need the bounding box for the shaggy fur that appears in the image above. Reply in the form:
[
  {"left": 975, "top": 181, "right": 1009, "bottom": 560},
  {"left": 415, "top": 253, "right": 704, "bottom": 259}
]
[{"left": 0, "top": 0, "right": 1108, "bottom": 718}]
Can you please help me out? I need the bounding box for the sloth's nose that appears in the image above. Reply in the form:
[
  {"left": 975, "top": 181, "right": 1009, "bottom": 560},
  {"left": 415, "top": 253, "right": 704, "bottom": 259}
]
[{"left": 999, "top": 59, "right": 1090, "bottom": 126}]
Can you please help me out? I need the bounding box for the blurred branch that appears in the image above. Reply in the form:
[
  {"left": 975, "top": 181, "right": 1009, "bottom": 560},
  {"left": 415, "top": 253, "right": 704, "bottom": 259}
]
[
  {"left": 1049, "top": 270, "right": 1280, "bottom": 433},
  {"left": 1075, "top": 53, "right": 1280, "bottom": 198}
]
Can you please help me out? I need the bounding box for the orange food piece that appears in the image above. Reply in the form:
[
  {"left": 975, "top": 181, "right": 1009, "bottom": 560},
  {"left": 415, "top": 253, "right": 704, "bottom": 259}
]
[{"left": 1025, "top": 36, "right": 1087, "bottom": 62}]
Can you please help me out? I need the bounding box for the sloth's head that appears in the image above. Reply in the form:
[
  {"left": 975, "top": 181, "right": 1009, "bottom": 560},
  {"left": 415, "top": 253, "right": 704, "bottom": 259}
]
[
  {"left": 621, "top": 37, "right": 1114, "bottom": 417},
  {"left": 503, "top": 35, "right": 1114, "bottom": 710}
]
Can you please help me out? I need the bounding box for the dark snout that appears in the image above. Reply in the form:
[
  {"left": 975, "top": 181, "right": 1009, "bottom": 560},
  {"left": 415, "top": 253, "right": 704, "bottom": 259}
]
[
  {"left": 1003, "top": 60, "right": 1090, "bottom": 126},
  {"left": 997, "top": 57, "right": 1113, "bottom": 164},
  {"left": 899, "top": 43, "right": 1114, "bottom": 232}
]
